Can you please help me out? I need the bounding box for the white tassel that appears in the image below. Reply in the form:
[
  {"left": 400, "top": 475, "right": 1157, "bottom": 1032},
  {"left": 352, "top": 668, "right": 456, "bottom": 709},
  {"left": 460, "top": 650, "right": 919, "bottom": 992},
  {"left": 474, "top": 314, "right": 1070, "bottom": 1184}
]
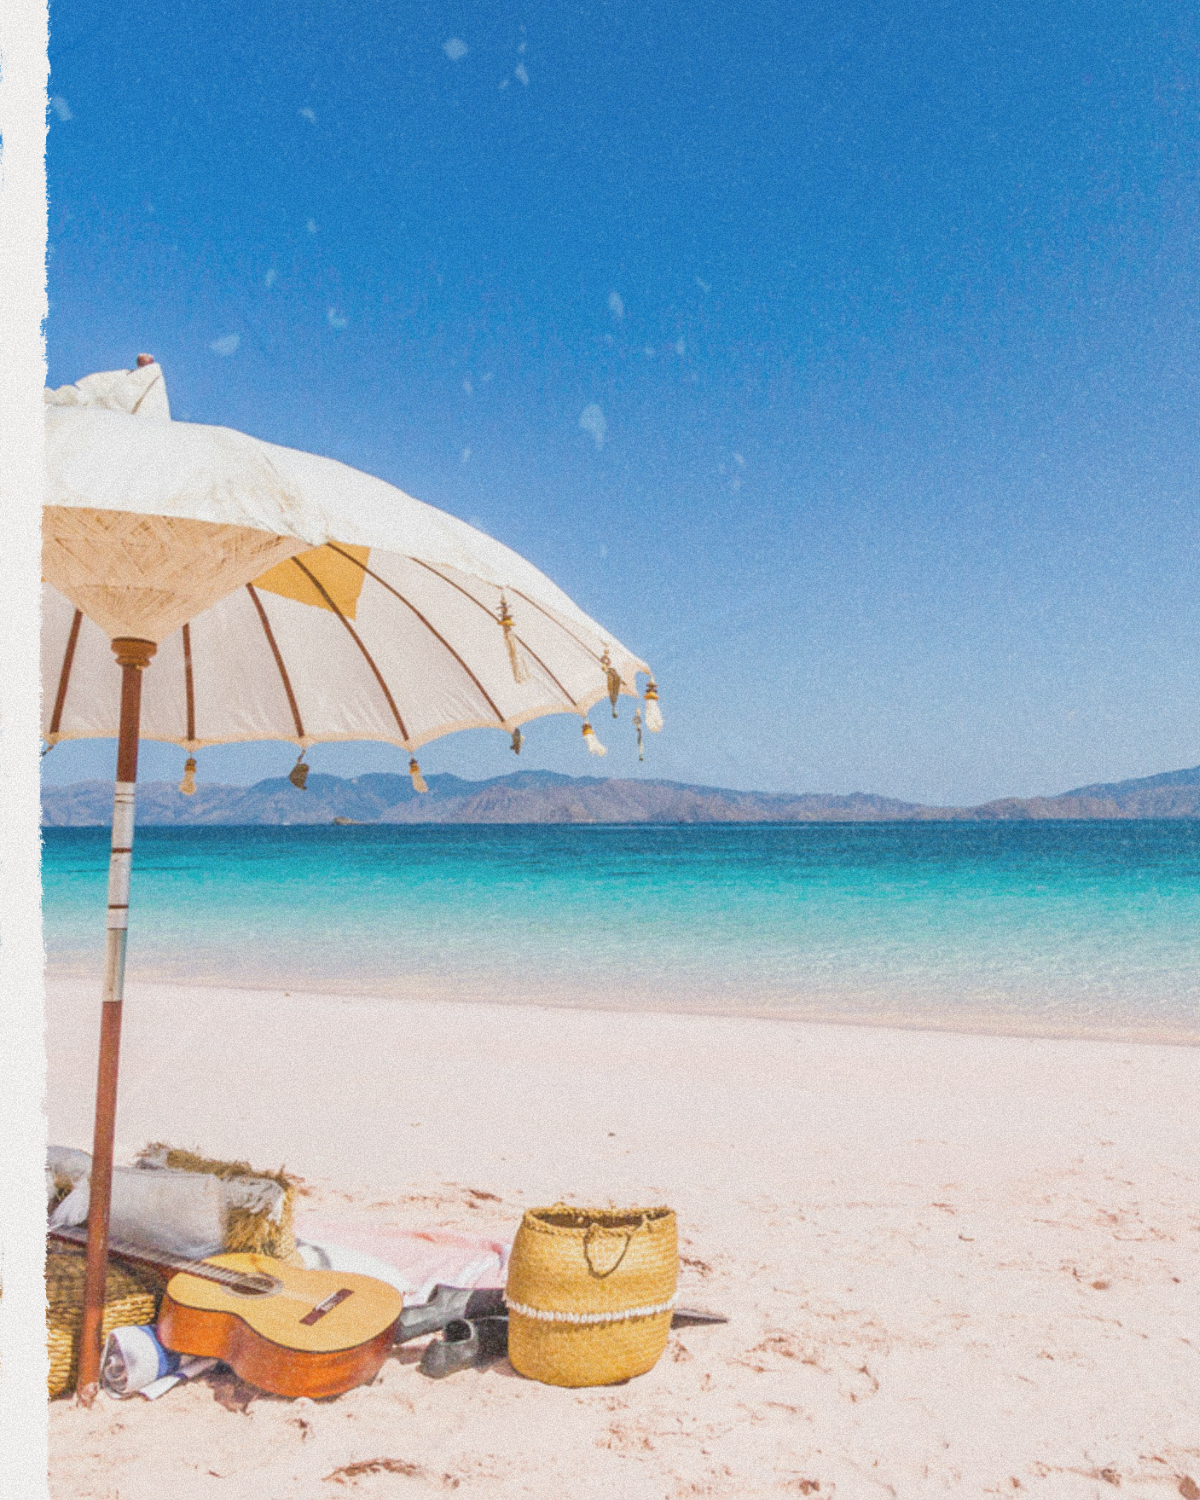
[
  {"left": 643, "top": 680, "right": 664, "bottom": 732},
  {"left": 582, "top": 721, "right": 607, "bottom": 756},
  {"left": 409, "top": 757, "right": 429, "bottom": 793},
  {"left": 179, "top": 757, "right": 197, "bottom": 796},
  {"left": 499, "top": 597, "right": 529, "bottom": 684}
]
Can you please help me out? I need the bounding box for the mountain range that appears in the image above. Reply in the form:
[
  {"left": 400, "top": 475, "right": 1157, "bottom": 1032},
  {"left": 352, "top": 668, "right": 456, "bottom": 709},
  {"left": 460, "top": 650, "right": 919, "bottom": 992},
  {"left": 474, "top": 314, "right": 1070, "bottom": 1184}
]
[{"left": 39, "top": 765, "right": 1200, "bottom": 826}]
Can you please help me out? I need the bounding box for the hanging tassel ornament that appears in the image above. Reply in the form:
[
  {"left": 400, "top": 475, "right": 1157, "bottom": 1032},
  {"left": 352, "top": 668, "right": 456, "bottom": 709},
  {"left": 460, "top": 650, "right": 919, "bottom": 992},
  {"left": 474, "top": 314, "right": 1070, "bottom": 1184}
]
[
  {"left": 510, "top": 727, "right": 523, "bottom": 755},
  {"left": 602, "top": 648, "right": 622, "bottom": 718},
  {"left": 179, "top": 756, "right": 198, "bottom": 796},
  {"left": 582, "top": 721, "right": 608, "bottom": 756},
  {"left": 409, "top": 757, "right": 429, "bottom": 793},
  {"left": 633, "top": 709, "right": 645, "bottom": 762},
  {"left": 288, "top": 752, "right": 310, "bottom": 790},
  {"left": 498, "top": 596, "right": 529, "bottom": 684},
  {"left": 643, "top": 680, "right": 664, "bottom": 733}
]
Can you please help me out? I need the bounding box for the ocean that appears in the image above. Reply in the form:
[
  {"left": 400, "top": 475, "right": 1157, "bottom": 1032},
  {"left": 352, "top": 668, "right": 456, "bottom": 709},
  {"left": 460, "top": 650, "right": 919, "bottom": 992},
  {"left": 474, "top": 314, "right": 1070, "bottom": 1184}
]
[{"left": 42, "top": 822, "right": 1200, "bottom": 1043}]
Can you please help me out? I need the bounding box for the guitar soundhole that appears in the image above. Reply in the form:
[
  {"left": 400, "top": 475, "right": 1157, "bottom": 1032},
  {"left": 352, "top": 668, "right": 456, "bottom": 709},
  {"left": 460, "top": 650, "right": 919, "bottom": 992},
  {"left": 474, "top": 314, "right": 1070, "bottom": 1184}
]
[{"left": 230, "top": 1273, "right": 280, "bottom": 1297}]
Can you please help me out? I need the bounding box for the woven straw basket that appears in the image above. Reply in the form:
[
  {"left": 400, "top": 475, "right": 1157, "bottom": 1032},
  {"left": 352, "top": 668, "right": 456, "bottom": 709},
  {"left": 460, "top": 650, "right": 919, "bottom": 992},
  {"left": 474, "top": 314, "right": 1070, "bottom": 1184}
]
[
  {"left": 505, "top": 1206, "right": 677, "bottom": 1387},
  {"left": 46, "top": 1244, "right": 163, "bottom": 1399}
]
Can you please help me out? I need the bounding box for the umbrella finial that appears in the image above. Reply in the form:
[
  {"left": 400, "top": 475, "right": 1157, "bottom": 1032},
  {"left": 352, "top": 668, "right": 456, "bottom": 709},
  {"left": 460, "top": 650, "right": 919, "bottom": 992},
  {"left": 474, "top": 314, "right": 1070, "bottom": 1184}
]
[{"left": 136, "top": 353, "right": 156, "bottom": 367}]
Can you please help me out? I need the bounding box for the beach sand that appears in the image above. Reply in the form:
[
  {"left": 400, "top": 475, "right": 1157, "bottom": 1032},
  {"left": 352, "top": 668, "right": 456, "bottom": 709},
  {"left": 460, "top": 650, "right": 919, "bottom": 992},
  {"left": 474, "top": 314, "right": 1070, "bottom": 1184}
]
[{"left": 45, "top": 978, "right": 1199, "bottom": 1499}]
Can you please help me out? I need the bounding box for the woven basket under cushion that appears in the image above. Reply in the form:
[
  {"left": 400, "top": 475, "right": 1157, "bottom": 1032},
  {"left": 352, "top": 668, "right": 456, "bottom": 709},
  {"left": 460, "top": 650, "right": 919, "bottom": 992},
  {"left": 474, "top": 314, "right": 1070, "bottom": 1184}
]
[
  {"left": 46, "top": 1244, "right": 163, "bottom": 1400},
  {"left": 505, "top": 1206, "right": 677, "bottom": 1387}
]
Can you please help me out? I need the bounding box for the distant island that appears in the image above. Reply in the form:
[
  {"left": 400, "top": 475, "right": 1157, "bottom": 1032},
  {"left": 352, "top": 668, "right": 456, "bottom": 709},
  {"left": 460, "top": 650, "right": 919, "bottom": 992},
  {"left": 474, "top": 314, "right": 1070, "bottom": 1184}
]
[{"left": 39, "top": 764, "right": 1200, "bottom": 826}]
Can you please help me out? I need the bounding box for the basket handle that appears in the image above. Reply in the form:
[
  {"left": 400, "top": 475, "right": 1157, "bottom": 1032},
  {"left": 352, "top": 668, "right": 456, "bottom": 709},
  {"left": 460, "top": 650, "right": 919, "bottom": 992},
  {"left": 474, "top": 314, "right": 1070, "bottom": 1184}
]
[{"left": 582, "top": 1217, "right": 643, "bottom": 1279}]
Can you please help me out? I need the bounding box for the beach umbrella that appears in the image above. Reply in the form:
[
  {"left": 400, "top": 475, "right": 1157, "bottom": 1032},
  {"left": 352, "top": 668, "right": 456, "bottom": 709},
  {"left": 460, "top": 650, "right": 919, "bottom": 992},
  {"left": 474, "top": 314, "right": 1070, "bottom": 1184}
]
[{"left": 42, "top": 357, "right": 663, "bottom": 1397}]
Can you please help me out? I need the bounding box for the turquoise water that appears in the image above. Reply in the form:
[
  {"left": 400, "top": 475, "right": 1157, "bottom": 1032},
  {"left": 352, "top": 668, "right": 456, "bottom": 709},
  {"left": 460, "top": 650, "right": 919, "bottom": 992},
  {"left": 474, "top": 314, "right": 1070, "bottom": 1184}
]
[{"left": 42, "top": 822, "right": 1200, "bottom": 1041}]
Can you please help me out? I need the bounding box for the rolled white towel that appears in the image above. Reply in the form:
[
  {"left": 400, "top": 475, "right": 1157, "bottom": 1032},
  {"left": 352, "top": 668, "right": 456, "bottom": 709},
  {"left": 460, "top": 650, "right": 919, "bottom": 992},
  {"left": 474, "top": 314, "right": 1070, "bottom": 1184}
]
[{"left": 101, "top": 1325, "right": 217, "bottom": 1400}]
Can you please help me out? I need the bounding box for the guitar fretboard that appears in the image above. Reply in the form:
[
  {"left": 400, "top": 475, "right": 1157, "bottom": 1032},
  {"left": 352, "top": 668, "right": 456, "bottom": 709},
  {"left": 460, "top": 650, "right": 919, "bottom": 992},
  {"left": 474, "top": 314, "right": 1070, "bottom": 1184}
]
[{"left": 48, "top": 1225, "right": 278, "bottom": 1295}]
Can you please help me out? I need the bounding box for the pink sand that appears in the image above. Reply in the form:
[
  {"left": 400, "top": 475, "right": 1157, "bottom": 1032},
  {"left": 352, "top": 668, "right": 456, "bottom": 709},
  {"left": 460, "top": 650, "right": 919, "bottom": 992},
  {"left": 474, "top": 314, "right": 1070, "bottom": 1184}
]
[{"left": 45, "top": 978, "right": 1199, "bottom": 1499}]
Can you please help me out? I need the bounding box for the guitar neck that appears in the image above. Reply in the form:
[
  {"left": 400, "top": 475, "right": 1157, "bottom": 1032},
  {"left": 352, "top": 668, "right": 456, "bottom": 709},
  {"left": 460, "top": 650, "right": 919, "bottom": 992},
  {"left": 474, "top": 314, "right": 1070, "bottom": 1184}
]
[{"left": 48, "top": 1224, "right": 270, "bottom": 1292}]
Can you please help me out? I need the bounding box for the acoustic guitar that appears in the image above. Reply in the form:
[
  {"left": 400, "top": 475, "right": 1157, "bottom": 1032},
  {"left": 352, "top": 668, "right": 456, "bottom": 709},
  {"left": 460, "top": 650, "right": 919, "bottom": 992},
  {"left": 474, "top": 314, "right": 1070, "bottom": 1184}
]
[{"left": 50, "top": 1226, "right": 403, "bottom": 1399}]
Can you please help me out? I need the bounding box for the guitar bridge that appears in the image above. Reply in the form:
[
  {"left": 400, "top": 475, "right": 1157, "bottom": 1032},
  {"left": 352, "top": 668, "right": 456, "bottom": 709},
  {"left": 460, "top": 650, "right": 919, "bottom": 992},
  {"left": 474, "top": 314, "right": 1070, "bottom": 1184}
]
[{"left": 300, "top": 1287, "right": 354, "bottom": 1325}]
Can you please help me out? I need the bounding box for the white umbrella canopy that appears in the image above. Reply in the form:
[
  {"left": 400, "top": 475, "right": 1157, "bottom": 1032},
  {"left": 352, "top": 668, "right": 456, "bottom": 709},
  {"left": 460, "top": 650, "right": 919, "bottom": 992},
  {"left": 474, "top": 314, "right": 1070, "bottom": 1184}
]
[
  {"left": 44, "top": 364, "right": 655, "bottom": 760},
  {"left": 43, "top": 359, "right": 662, "bottom": 1399}
]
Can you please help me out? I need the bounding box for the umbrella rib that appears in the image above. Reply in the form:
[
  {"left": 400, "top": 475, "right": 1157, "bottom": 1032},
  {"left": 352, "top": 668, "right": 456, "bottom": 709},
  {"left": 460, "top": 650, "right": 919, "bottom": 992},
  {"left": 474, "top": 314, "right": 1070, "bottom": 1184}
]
[
  {"left": 506, "top": 586, "right": 607, "bottom": 669},
  {"left": 325, "top": 544, "right": 507, "bottom": 725},
  {"left": 288, "top": 557, "right": 410, "bottom": 741},
  {"left": 245, "top": 584, "right": 307, "bottom": 741},
  {"left": 410, "top": 560, "right": 578, "bottom": 708},
  {"left": 182, "top": 623, "right": 196, "bottom": 744},
  {"left": 48, "top": 608, "right": 84, "bottom": 739}
]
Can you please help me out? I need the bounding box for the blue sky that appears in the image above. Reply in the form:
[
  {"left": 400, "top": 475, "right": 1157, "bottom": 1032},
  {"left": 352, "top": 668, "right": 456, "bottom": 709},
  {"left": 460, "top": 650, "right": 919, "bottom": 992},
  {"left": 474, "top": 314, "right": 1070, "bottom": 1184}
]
[{"left": 43, "top": 0, "right": 1200, "bottom": 804}]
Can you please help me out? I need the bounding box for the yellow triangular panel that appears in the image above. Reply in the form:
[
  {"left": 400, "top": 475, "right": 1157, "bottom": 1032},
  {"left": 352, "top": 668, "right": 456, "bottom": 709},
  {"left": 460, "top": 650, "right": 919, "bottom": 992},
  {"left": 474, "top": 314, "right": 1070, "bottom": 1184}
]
[{"left": 252, "top": 543, "right": 370, "bottom": 620}]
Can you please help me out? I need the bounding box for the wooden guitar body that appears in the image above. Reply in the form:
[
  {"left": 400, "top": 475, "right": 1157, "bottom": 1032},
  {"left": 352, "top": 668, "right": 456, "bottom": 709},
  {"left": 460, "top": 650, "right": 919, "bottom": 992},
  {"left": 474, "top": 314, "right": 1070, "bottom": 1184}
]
[{"left": 157, "top": 1253, "right": 403, "bottom": 1399}]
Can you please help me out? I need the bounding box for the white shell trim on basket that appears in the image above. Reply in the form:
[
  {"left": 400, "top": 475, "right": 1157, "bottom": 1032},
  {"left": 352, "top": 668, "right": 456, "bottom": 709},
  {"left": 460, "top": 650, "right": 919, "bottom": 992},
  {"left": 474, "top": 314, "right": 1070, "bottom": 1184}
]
[{"left": 505, "top": 1292, "right": 678, "bottom": 1325}]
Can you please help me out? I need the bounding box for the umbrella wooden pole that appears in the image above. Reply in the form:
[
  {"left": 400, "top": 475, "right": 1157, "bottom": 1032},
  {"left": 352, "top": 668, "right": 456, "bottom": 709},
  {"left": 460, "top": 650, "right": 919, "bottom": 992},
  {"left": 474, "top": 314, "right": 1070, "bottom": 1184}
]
[{"left": 76, "top": 637, "right": 156, "bottom": 1401}]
